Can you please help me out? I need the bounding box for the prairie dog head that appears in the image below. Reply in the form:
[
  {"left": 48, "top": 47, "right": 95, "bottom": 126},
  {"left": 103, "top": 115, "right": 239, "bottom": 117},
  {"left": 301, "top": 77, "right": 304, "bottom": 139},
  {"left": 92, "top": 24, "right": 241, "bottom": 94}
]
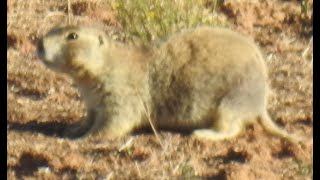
[{"left": 37, "top": 26, "right": 109, "bottom": 77}]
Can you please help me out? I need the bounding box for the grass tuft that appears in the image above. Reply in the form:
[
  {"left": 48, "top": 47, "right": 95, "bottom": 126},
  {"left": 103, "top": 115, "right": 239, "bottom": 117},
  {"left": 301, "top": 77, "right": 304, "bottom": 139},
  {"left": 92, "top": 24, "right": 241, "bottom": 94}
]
[{"left": 109, "top": 0, "right": 228, "bottom": 46}]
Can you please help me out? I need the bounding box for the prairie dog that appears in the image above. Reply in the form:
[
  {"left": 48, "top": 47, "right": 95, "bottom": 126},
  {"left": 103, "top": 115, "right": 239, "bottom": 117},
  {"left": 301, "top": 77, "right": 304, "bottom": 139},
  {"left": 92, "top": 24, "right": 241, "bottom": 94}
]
[{"left": 37, "top": 26, "right": 302, "bottom": 143}]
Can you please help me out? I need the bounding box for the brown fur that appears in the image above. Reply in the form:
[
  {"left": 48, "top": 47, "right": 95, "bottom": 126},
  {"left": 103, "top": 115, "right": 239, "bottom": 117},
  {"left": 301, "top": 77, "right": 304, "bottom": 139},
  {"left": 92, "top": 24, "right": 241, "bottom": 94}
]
[{"left": 37, "top": 26, "right": 302, "bottom": 143}]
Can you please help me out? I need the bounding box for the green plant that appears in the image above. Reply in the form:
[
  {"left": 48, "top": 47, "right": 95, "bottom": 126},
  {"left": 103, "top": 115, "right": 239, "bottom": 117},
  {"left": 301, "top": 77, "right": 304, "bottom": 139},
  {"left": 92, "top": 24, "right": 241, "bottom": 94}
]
[
  {"left": 300, "top": 0, "right": 311, "bottom": 21},
  {"left": 290, "top": 155, "right": 313, "bottom": 179},
  {"left": 300, "top": 0, "right": 313, "bottom": 35},
  {"left": 179, "top": 161, "right": 200, "bottom": 180},
  {"left": 110, "top": 0, "right": 228, "bottom": 46}
]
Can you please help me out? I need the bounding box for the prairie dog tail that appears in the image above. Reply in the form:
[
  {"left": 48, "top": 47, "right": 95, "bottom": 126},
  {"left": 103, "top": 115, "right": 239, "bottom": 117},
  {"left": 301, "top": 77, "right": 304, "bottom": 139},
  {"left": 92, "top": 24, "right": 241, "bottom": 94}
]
[{"left": 259, "top": 112, "right": 304, "bottom": 144}]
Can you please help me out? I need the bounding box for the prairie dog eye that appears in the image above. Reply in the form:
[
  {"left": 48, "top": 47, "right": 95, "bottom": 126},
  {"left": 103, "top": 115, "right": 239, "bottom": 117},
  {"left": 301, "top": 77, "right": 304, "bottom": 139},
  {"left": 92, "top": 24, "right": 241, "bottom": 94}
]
[{"left": 66, "top": 32, "right": 78, "bottom": 40}]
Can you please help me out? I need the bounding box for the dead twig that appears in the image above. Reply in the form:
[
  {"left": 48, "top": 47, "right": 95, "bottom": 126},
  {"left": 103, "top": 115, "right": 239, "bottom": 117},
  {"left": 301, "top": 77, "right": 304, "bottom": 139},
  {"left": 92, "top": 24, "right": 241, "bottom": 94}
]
[{"left": 135, "top": 87, "right": 165, "bottom": 149}]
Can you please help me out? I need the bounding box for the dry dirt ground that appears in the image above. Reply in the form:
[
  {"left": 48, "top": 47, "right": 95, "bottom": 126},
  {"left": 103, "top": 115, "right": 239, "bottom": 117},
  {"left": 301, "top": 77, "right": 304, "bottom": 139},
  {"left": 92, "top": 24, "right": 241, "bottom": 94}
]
[{"left": 7, "top": 0, "right": 313, "bottom": 179}]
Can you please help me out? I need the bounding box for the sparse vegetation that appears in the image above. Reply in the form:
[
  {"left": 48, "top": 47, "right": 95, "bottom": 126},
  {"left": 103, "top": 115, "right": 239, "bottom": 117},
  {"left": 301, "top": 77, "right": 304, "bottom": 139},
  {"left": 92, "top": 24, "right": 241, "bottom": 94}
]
[{"left": 110, "top": 0, "right": 228, "bottom": 46}]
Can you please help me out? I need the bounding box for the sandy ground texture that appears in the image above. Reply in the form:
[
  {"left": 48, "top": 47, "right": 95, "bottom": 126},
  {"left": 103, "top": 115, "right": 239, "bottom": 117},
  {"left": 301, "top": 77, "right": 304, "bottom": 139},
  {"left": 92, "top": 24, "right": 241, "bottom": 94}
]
[{"left": 7, "top": 0, "right": 313, "bottom": 179}]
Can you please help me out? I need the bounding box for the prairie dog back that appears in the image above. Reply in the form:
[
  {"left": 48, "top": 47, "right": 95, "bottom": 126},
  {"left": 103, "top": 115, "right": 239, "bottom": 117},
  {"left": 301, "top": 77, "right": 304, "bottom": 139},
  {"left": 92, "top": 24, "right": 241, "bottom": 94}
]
[{"left": 150, "top": 27, "right": 266, "bottom": 128}]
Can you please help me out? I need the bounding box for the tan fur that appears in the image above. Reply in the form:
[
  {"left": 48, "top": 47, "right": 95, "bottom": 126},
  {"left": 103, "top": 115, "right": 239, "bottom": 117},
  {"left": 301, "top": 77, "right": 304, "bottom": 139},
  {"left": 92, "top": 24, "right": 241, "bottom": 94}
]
[{"left": 37, "top": 26, "right": 302, "bottom": 143}]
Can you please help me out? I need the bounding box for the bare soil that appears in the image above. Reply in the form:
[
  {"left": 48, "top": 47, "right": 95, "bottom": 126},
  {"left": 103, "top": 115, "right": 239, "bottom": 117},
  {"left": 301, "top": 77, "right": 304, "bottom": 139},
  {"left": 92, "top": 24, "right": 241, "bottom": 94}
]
[{"left": 7, "top": 0, "right": 313, "bottom": 179}]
